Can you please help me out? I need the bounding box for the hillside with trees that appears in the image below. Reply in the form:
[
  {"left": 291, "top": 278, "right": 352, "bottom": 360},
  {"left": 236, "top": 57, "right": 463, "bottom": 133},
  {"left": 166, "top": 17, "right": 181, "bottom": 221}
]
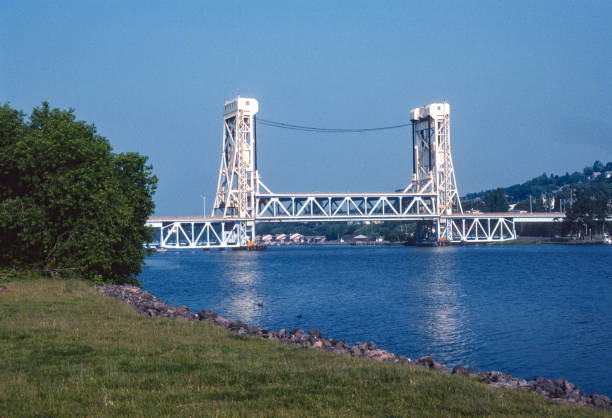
[
  {"left": 462, "top": 161, "right": 612, "bottom": 238},
  {"left": 463, "top": 161, "right": 612, "bottom": 213}
]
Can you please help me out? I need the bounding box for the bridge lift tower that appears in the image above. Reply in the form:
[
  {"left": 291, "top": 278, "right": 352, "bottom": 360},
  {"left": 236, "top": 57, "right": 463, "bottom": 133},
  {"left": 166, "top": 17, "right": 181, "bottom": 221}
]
[
  {"left": 406, "top": 103, "right": 463, "bottom": 242},
  {"left": 408, "top": 103, "right": 462, "bottom": 215},
  {"left": 212, "top": 97, "right": 270, "bottom": 246}
]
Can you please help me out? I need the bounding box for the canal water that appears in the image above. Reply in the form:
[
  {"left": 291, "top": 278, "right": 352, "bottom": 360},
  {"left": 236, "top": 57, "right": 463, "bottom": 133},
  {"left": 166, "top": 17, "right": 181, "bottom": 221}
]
[{"left": 140, "top": 244, "right": 612, "bottom": 396}]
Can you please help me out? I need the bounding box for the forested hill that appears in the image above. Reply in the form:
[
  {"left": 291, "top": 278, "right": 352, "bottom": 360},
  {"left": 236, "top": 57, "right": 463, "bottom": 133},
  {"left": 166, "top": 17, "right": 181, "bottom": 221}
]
[{"left": 463, "top": 160, "right": 612, "bottom": 205}]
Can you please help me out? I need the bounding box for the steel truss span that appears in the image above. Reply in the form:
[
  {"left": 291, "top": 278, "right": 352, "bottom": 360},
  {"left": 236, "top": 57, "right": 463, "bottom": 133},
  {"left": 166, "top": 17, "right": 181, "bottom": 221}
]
[
  {"left": 255, "top": 193, "right": 437, "bottom": 222},
  {"left": 147, "top": 97, "right": 564, "bottom": 248},
  {"left": 441, "top": 217, "right": 516, "bottom": 243},
  {"left": 147, "top": 219, "right": 253, "bottom": 249}
]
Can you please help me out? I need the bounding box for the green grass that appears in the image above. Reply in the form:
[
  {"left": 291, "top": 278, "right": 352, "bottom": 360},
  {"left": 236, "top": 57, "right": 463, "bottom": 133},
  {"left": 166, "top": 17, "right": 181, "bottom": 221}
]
[{"left": 0, "top": 280, "right": 608, "bottom": 417}]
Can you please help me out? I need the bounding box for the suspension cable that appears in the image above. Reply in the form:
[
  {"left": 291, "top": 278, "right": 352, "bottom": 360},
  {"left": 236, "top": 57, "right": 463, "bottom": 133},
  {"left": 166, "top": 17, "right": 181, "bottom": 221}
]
[{"left": 257, "top": 117, "right": 412, "bottom": 133}]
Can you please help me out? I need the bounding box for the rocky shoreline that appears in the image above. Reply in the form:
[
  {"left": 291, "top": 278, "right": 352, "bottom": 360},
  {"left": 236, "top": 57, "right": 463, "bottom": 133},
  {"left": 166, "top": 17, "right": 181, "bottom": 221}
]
[{"left": 94, "top": 285, "right": 611, "bottom": 410}]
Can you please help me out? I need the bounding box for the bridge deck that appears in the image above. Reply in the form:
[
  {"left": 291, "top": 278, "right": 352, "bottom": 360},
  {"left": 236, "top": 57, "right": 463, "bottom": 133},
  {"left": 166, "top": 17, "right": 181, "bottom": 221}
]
[
  {"left": 450, "top": 212, "right": 565, "bottom": 223},
  {"left": 148, "top": 212, "right": 566, "bottom": 223},
  {"left": 145, "top": 212, "right": 566, "bottom": 248}
]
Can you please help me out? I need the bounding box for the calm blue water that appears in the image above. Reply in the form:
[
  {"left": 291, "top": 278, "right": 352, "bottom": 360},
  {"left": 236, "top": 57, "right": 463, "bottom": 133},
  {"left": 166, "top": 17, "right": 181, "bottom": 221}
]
[{"left": 140, "top": 244, "right": 612, "bottom": 396}]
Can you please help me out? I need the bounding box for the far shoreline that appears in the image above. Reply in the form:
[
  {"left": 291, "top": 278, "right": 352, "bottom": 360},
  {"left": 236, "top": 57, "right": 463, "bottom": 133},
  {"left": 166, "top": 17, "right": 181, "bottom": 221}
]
[{"left": 251, "top": 238, "right": 611, "bottom": 248}]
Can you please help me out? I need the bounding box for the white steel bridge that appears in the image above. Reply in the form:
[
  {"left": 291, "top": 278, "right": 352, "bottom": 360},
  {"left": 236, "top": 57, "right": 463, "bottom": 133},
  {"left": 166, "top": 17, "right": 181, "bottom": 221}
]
[{"left": 147, "top": 97, "right": 565, "bottom": 249}]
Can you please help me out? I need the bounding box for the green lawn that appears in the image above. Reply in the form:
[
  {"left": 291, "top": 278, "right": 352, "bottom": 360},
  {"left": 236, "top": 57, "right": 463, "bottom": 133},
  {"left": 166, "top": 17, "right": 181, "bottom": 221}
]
[{"left": 0, "top": 280, "right": 608, "bottom": 416}]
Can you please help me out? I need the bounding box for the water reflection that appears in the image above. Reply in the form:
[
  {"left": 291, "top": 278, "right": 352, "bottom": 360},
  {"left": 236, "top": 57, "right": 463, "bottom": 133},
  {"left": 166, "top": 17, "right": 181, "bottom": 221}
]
[
  {"left": 218, "top": 253, "right": 262, "bottom": 323},
  {"left": 419, "top": 248, "right": 473, "bottom": 364}
]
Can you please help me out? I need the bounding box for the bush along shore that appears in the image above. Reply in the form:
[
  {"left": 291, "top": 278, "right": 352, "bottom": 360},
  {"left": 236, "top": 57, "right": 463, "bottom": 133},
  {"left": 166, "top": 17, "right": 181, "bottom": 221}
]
[{"left": 95, "top": 285, "right": 611, "bottom": 411}]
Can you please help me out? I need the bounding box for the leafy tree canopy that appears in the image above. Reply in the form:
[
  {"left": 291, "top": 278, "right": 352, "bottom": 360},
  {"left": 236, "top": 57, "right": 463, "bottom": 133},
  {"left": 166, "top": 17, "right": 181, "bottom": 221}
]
[
  {"left": 0, "top": 102, "right": 157, "bottom": 284},
  {"left": 484, "top": 188, "right": 508, "bottom": 212},
  {"left": 592, "top": 160, "right": 604, "bottom": 173},
  {"left": 564, "top": 182, "right": 612, "bottom": 233}
]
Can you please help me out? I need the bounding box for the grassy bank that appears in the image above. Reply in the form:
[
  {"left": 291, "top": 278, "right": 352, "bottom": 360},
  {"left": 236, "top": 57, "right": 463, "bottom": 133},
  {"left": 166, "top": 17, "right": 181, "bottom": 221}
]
[{"left": 0, "top": 280, "right": 607, "bottom": 416}]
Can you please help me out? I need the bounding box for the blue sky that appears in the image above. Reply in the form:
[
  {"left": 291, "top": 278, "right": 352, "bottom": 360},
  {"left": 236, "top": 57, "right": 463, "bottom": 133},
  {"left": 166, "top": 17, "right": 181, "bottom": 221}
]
[{"left": 2, "top": 1, "right": 611, "bottom": 215}]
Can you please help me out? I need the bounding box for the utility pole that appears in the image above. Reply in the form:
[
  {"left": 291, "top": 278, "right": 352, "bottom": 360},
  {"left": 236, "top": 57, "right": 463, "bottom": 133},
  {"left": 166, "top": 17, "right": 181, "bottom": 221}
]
[
  {"left": 201, "top": 195, "right": 206, "bottom": 218},
  {"left": 529, "top": 195, "right": 532, "bottom": 213}
]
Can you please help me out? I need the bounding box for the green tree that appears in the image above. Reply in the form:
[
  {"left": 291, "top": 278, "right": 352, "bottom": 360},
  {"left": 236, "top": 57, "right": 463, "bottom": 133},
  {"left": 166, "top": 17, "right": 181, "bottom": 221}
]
[
  {"left": 593, "top": 160, "right": 604, "bottom": 173},
  {"left": 460, "top": 199, "right": 486, "bottom": 212},
  {"left": 0, "top": 102, "right": 157, "bottom": 284},
  {"left": 484, "top": 188, "right": 508, "bottom": 212},
  {"left": 565, "top": 183, "right": 611, "bottom": 238}
]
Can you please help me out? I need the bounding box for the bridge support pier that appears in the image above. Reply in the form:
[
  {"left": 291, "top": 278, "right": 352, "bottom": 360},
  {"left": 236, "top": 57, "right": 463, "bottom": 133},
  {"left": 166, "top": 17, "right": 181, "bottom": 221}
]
[{"left": 415, "top": 220, "right": 440, "bottom": 245}]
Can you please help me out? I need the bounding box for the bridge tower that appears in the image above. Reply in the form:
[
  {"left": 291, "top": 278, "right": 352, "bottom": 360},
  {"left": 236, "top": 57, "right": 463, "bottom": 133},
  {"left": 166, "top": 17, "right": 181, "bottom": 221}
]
[
  {"left": 213, "top": 97, "right": 261, "bottom": 245},
  {"left": 147, "top": 97, "right": 521, "bottom": 249},
  {"left": 410, "top": 103, "right": 462, "bottom": 216}
]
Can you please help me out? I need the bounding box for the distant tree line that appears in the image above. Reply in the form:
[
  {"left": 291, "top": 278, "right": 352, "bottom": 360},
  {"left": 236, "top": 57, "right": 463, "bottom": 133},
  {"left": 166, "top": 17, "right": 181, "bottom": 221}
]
[
  {"left": 464, "top": 161, "right": 612, "bottom": 205},
  {"left": 0, "top": 102, "right": 157, "bottom": 284},
  {"left": 564, "top": 182, "right": 611, "bottom": 237}
]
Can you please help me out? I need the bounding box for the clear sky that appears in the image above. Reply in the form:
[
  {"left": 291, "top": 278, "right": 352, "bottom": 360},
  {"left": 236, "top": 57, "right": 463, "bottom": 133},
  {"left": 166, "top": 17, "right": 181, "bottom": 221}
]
[{"left": 2, "top": 1, "right": 611, "bottom": 216}]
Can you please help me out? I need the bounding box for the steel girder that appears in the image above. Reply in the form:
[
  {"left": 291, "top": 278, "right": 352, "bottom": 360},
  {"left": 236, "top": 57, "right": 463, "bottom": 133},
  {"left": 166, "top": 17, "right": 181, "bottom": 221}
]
[
  {"left": 146, "top": 220, "right": 251, "bottom": 249},
  {"left": 440, "top": 216, "right": 517, "bottom": 243},
  {"left": 146, "top": 214, "right": 518, "bottom": 248},
  {"left": 255, "top": 193, "right": 438, "bottom": 222}
]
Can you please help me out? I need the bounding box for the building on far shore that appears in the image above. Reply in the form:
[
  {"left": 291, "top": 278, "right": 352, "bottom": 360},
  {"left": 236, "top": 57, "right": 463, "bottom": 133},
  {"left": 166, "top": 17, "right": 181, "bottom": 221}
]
[
  {"left": 260, "top": 234, "right": 273, "bottom": 245},
  {"left": 290, "top": 233, "right": 304, "bottom": 244},
  {"left": 341, "top": 234, "right": 369, "bottom": 243},
  {"left": 305, "top": 235, "right": 326, "bottom": 244}
]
